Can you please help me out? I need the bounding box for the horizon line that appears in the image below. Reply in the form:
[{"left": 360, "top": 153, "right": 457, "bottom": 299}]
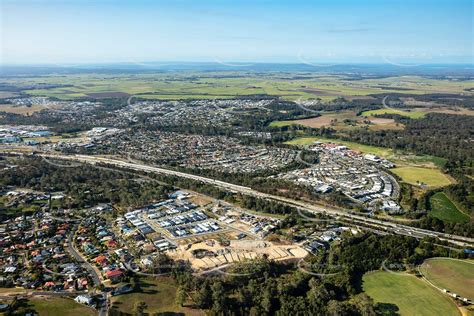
[{"left": 1, "top": 61, "right": 473, "bottom": 67}]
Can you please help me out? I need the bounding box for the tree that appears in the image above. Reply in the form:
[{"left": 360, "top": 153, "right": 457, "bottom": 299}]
[
  {"left": 175, "top": 285, "right": 187, "bottom": 307},
  {"left": 133, "top": 301, "right": 147, "bottom": 316},
  {"left": 260, "top": 285, "right": 272, "bottom": 315},
  {"left": 326, "top": 300, "right": 354, "bottom": 316},
  {"left": 131, "top": 276, "right": 140, "bottom": 291},
  {"left": 352, "top": 293, "right": 377, "bottom": 316},
  {"left": 196, "top": 280, "right": 212, "bottom": 309},
  {"left": 211, "top": 280, "right": 225, "bottom": 314}
]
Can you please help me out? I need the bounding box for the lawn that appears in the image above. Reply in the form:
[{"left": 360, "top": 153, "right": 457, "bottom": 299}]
[
  {"left": 361, "top": 108, "right": 427, "bottom": 119},
  {"left": 362, "top": 271, "right": 459, "bottom": 316},
  {"left": 419, "top": 258, "right": 474, "bottom": 300},
  {"left": 429, "top": 192, "right": 470, "bottom": 222},
  {"left": 26, "top": 297, "right": 97, "bottom": 316},
  {"left": 392, "top": 166, "right": 454, "bottom": 188},
  {"left": 110, "top": 276, "right": 201, "bottom": 315}
]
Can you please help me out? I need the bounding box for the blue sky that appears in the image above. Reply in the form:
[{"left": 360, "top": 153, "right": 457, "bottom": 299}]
[{"left": 1, "top": 0, "right": 472, "bottom": 64}]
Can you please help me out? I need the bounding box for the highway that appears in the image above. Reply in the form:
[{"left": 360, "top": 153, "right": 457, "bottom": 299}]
[{"left": 6, "top": 151, "right": 474, "bottom": 248}]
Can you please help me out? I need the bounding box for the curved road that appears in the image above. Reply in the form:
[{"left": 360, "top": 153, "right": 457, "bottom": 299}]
[{"left": 67, "top": 223, "right": 108, "bottom": 316}]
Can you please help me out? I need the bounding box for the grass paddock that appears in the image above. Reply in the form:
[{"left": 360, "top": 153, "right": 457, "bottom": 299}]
[
  {"left": 363, "top": 271, "right": 459, "bottom": 316},
  {"left": 429, "top": 192, "right": 470, "bottom": 222},
  {"left": 420, "top": 258, "right": 474, "bottom": 300}
]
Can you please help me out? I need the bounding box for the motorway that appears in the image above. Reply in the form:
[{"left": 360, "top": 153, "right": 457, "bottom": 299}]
[{"left": 6, "top": 151, "right": 474, "bottom": 248}]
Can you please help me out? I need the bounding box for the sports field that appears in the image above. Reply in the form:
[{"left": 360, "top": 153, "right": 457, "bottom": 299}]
[
  {"left": 419, "top": 258, "right": 474, "bottom": 300},
  {"left": 362, "top": 271, "right": 459, "bottom": 316},
  {"left": 392, "top": 166, "right": 454, "bottom": 187},
  {"left": 429, "top": 192, "right": 470, "bottom": 222}
]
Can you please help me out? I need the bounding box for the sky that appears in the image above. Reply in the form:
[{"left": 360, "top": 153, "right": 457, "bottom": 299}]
[{"left": 1, "top": 0, "right": 473, "bottom": 65}]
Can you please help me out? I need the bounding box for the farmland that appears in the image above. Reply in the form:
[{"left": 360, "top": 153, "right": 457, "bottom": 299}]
[
  {"left": 419, "top": 258, "right": 474, "bottom": 301},
  {"left": 429, "top": 192, "right": 470, "bottom": 222},
  {"left": 2, "top": 73, "right": 473, "bottom": 102},
  {"left": 362, "top": 271, "right": 459, "bottom": 316}
]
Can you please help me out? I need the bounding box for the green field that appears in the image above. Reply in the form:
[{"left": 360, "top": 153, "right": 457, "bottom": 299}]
[
  {"left": 26, "top": 297, "right": 96, "bottom": 316},
  {"left": 110, "top": 276, "right": 197, "bottom": 315},
  {"left": 363, "top": 271, "right": 459, "bottom": 316},
  {"left": 429, "top": 192, "right": 470, "bottom": 222},
  {"left": 400, "top": 155, "right": 447, "bottom": 169},
  {"left": 269, "top": 120, "right": 299, "bottom": 127},
  {"left": 420, "top": 258, "right": 474, "bottom": 300},
  {"left": 392, "top": 166, "right": 454, "bottom": 187},
  {"left": 362, "top": 108, "right": 427, "bottom": 119}
]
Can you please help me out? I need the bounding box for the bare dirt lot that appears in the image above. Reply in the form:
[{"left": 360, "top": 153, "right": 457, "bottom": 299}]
[{"left": 167, "top": 239, "right": 308, "bottom": 270}]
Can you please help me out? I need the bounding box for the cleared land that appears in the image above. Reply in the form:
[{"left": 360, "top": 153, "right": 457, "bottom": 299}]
[
  {"left": 362, "top": 271, "right": 459, "bottom": 316},
  {"left": 270, "top": 111, "right": 404, "bottom": 131},
  {"left": 110, "top": 276, "right": 200, "bottom": 315},
  {"left": 168, "top": 240, "right": 307, "bottom": 270},
  {"left": 419, "top": 258, "right": 474, "bottom": 300},
  {"left": 429, "top": 192, "right": 470, "bottom": 222},
  {"left": 269, "top": 120, "right": 300, "bottom": 128},
  {"left": 26, "top": 297, "right": 96, "bottom": 316},
  {"left": 392, "top": 166, "right": 454, "bottom": 188},
  {"left": 0, "top": 91, "right": 18, "bottom": 99},
  {"left": 0, "top": 104, "right": 50, "bottom": 115},
  {"left": 362, "top": 108, "right": 427, "bottom": 119}
]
